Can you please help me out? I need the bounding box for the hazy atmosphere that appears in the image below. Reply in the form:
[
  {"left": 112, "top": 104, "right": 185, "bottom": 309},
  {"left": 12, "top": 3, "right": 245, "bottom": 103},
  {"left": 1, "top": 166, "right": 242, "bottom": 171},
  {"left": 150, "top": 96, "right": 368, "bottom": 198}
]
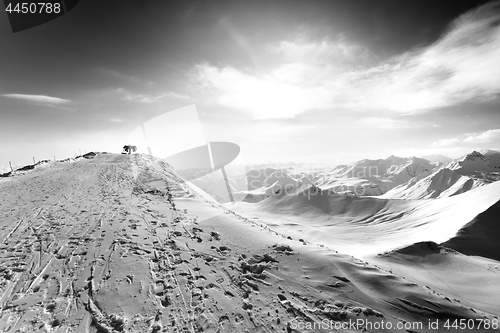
[{"left": 2, "top": 0, "right": 500, "bottom": 171}]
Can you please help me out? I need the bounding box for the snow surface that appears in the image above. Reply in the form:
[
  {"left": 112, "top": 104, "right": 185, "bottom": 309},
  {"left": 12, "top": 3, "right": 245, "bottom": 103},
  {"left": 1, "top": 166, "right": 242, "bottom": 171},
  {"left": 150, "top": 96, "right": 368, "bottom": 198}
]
[
  {"left": 230, "top": 181, "right": 500, "bottom": 257},
  {"left": 0, "top": 153, "right": 498, "bottom": 332}
]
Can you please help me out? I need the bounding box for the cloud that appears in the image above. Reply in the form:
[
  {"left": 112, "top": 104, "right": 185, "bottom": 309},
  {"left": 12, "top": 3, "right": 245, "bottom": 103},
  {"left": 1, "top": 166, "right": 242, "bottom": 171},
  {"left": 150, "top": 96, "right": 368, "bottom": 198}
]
[
  {"left": 431, "top": 128, "right": 500, "bottom": 147},
  {"left": 463, "top": 128, "right": 500, "bottom": 143},
  {"left": 350, "top": 0, "right": 500, "bottom": 112},
  {"left": 168, "top": 92, "right": 190, "bottom": 99},
  {"left": 430, "top": 137, "right": 462, "bottom": 147},
  {"left": 110, "top": 118, "right": 124, "bottom": 122},
  {"left": 193, "top": 64, "right": 333, "bottom": 118},
  {"left": 193, "top": 1, "right": 500, "bottom": 118},
  {"left": 271, "top": 39, "right": 367, "bottom": 65},
  {"left": 1, "top": 94, "right": 72, "bottom": 105},
  {"left": 391, "top": 146, "right": 475, "bottom": 160},
  {"left": 99, "top": 67, "right": 154, "bottom": 85},
  {"left": 357, "top": 117, "right": 409, "bottom": 130},
  {"left": 124, "top": 93, "right": 165, "bottom": 103},
  {"left": 115, "top": 88, "right": 189, "bottom": 103}
]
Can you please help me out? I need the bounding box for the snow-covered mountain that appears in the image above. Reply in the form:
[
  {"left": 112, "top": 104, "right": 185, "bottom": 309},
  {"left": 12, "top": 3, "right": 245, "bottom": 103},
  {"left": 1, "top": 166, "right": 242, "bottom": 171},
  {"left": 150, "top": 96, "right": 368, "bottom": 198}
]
[
  {"left": 381, "top": 151, "right": 500, "bottom": 199},
  {"left": 478, "top": 149, "right": 500, "bottom": 156},
  {"left": 315, "top": 155, "right": 436, "bottom": 196},
  {"left": 240, "top": 168, "right": 305, "bottom": 203},
  {"left": 447, "top": 150, "right": 500, "bottom": 175},
  {"left": 419, "top": 154, "right": 453, "bottom": 164},
  {"left": 190, "top": 150, "right": 500, "bottom": 202}
]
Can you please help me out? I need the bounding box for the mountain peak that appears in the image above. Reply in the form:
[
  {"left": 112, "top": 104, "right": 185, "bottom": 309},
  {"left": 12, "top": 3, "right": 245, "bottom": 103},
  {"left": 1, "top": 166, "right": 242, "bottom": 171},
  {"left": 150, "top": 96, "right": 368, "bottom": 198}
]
[
  {"left": 479, "top": 149, "right": 500, "bottom": 156},
  {"left": 463, "top": 151, "right": 484, "bottom": 161}
]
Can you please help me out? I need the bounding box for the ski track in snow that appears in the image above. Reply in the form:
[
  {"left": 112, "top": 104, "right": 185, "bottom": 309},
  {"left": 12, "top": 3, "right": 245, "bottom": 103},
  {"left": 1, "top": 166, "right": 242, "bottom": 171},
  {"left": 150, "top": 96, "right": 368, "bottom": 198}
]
[{"left": 0, "top": 154, "right": 498, "bottom": 333}]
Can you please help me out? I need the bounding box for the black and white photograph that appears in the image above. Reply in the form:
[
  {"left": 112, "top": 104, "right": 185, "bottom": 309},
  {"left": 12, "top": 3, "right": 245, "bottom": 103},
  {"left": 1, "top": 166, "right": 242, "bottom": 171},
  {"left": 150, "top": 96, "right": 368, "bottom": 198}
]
[{"left": 1, "top": 1, "right": 500, "bottom": 332}]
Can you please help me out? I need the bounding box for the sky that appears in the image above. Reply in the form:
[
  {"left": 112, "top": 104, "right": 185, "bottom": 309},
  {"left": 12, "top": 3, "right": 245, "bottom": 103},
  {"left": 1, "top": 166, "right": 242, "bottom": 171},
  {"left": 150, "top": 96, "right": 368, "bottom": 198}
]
[{"left": 1, "top": 0, "right": 500, "bottom": 172}]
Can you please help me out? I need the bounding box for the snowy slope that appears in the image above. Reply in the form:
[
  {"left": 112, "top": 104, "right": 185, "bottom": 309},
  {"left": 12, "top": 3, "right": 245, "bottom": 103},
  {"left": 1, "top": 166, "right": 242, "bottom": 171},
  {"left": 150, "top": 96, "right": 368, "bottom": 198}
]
[
  {"left": 442, "top": 197, "right": 500, "bottom": 261},
  {"left": 231, "top": 180, "right": 500, "bottom": 258},
  {"left": 4, "top": 153, "right": 497, "bottom": 331}
]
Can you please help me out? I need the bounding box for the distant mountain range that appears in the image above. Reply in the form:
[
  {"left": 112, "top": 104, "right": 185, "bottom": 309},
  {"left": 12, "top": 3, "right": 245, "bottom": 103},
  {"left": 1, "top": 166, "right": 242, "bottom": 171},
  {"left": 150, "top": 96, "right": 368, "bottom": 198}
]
[
  {"left": 419, "top": 154, "right": 453, "bottom": 164},
  {"left": 382, "top": 150, "right": 500, "bottom": 199},
  {"left": 238, "top": 149, "right": 500, "bottom": 202},
  {"left": 314, "top": 155, "right": 436, "bottom": 196}
]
